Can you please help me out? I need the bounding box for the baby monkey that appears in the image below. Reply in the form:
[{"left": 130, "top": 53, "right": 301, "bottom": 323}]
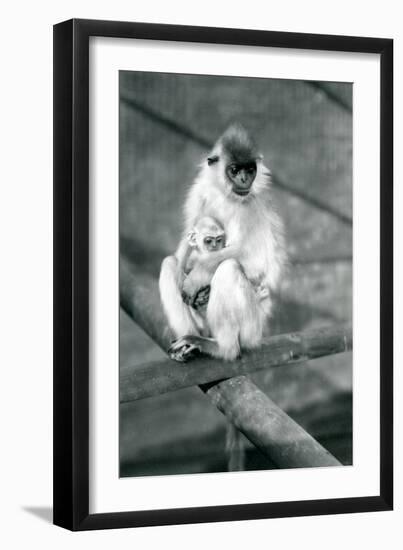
[
  {"left": 182, "top": 216, "right": 226, "bottom": 310},
  {"left": 182, "top": 215, "right": 269, "bottom": 311},
  {"left": 185, "top": 216, "right": 226, "bottom": 272}
]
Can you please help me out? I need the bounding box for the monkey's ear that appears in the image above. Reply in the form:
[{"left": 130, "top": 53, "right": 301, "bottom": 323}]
[
  {"left": 187, "top": 231, "right": 198, "bottom": 247},
  {"left": 207, "top": 155, "right": 219, "bottom": 165}
]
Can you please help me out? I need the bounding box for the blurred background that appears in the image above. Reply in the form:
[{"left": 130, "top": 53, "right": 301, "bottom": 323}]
[{"left": 119, "top": 71, "right": 352, "bottom": 477}]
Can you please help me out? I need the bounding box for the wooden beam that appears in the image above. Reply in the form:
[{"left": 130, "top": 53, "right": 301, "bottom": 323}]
[
  {"left": 121, "top": 324, "right": 352, "bottom": 403},
  {"left": 208, "top": 375, "right": 341, "bottom": 468},
  {"left": 120, "top": 257, "right": 343, "bottom": 468}
]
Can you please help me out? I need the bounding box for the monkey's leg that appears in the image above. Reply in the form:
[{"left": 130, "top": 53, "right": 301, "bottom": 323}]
[
  {"left": 159, "top": 256, "right": 199, "bottom": 338},
  {"left": 168, "top": 259, "right": 265, "bottom": 362},
  {"left": 207, "top": 259, "right": 265, "bottom": 473},
  {"left": 207, "top": 259, "right": 264, "bottom": 358}
]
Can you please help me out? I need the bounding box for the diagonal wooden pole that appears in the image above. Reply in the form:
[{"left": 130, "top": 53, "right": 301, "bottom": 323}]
[
  {"left": 120, "top": 257, "right": 342, "bottom": 468},
  {"left": 120, "top": 325, "right": 352, "bottom": 403}
]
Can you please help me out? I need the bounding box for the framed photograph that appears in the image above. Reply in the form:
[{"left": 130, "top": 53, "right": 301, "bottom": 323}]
[{"left": 53, "top": 19, "right": 393, "bottom": 530}]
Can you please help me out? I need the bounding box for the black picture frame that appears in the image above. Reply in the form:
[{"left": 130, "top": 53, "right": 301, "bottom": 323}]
[{"left": 53, "top": 18, "right": 393, "bottom": 531}]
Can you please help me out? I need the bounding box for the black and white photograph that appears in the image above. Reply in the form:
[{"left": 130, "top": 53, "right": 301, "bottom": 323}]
[
  {"left": 51, "top": 18, "right": 392, "bottom": 532},
  {"left": 0, "top": 0, "right": 398, "bottom": 543},
  {"left": 119, "top": 71, "right": 353, "bottom": 478}
]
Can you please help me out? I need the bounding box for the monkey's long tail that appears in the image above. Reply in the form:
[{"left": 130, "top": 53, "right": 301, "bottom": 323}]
[{"left": 225, "top": 423, "right": 245, "bottom": 471}]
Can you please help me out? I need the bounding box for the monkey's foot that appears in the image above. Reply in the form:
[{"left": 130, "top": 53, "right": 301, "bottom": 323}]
[
  {"left": 192, "top": 285, "right": 210, "bottom": 309},
  {"left": 168, "top": 336, "right": 202, "bottom": 363}
]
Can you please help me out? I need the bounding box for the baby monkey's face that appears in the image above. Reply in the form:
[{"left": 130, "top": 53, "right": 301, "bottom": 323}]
[{"left": 202, "top": 233, "right": 225, "bottom": 252}]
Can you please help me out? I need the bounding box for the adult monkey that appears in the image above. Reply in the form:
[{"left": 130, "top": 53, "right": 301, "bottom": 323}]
[{"left": 159, "top": 124, "right": 286, "bottom": 362}]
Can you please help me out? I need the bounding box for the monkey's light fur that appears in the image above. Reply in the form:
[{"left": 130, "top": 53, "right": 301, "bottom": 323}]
[{"left": 159, "top": 124, "right": 286, "bottom": 361}]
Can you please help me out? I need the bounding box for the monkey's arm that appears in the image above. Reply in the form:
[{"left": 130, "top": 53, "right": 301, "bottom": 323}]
[
  {"left": 174, "top": 186, "right": 207, "bottom": 274},
  {"left": 175, "top": 238, "right": 192, "bottom": 275},
  {"left": 186, "top": 245, "right": 240, "bottom": 277},
  {"left": 181, "top": 245, "right": 241, "bottom": 301}
]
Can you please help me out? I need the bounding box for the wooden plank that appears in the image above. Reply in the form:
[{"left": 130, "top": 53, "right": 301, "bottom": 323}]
[
  {"left": 120, "top": 257, "right": 343, "bottom": 468},
  {"left": 208, "top": 376, "right": 341, "bottom": 468},
  {"left": 120, "top": 324, "right": 352, "bottom": 403}
]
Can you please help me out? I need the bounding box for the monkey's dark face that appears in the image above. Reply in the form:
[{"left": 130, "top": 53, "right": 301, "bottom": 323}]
[
  {"left": 225, "top": 161, "right": 257, "bottom": 196},
  {"left": 207, "top": 124, "right": 261, "bottom": 197}
]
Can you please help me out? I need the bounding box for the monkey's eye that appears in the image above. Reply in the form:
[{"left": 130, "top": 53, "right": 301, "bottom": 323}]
[
  {"left": 229, "top": 165, "right": 239, "bottom": 176},
  {"left": 204, "top": 238, "right": 213, "bottom": 245},
  {"left": 216, "top": 237, "right": 222, "bottom": 244}
]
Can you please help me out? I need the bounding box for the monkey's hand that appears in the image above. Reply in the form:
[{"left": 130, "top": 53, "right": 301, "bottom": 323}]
[
  {"left": 256, "top": 284, "right": 269, "bottom": 300},
  {"left": 181, "top": 266, "right": 212, "bottom": 308}
]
